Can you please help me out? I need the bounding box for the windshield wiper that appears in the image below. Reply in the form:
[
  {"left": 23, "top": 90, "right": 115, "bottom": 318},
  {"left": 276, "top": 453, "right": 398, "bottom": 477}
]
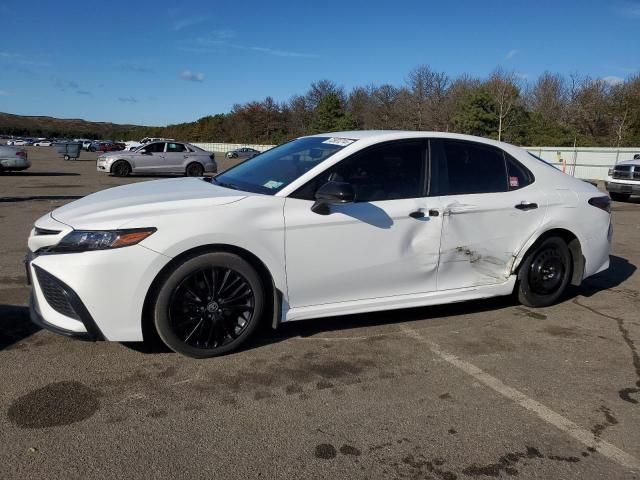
[{"left": 212, "top": 178, "right": 242, "bottom": 191}]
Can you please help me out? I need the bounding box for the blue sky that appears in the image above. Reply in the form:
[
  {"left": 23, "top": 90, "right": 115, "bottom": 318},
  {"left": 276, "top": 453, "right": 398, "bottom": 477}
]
[{"left": 1, "top": 0, "right": 638, "bottom": 126}]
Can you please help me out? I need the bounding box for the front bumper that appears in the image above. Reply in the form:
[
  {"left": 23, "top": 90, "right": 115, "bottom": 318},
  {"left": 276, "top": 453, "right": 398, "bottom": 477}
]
[
  {"left": 96, "top": 159, "right": 110, "bottom": 172},
  {"left": 30, "top": 289, "right": 103, "bottom": 341},
  {"left": 26, "top": 243, "right": 171, "bottom": 342},
  {"left": 605, "top": 181, "right": 640, "bottom": 194}
]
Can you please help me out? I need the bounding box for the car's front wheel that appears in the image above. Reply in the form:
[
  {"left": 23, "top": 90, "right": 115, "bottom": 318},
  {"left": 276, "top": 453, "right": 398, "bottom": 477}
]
[
  {"left": 111, "top": 160, "right": 131, "bottom": 177},
  {"left": 153, "top": 252, "right": 264, "bottom": 358},
  {"left": 517, "top": 236, "right": 572, "bottom": 308},
  {"left": 609, "top": 192, "right": 630, "bottom": 202}
]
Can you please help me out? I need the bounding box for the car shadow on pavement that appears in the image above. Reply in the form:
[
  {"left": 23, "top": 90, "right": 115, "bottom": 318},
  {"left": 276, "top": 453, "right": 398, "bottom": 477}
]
[
  {"left": 575, "top": 254, "right": 636, "bottom": 298},
  {"left": 0, "top": 304, "right": 39, "bottom": 351}
]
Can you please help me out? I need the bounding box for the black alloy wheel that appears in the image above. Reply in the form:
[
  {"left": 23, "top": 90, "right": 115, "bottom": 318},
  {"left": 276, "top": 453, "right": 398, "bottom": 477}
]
[
  {"left": 153, "top": 252, "right": 264, "bottom": 358},
  {"left": 517, "top": 236, "right": 572, "bottom": 307},
  {"left": 112, "top": 161, "right": 131, "bottom": 177}
]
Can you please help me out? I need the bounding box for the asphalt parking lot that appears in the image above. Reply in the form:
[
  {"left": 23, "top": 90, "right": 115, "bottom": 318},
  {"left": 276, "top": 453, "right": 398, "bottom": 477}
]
[{"left": 1, "top": 146, "right": 639, "bottom": 479}]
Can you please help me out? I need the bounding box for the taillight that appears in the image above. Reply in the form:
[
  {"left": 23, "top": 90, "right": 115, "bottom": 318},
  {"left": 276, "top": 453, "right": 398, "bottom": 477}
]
[
  {"left": 16, "top": 151, "right": 26, "bottom": 158},
  {"left": 588, "top": 196, "right": 611, "bottom": 213}
]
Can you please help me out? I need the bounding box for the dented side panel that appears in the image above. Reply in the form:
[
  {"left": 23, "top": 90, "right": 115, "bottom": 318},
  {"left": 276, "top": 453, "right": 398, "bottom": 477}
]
[{"left": 436, "top": 188, "right": 548, "bottom": 291}]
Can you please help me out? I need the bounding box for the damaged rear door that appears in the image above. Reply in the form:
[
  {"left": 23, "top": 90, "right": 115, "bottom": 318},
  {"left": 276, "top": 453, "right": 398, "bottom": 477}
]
[{"left": 430, "top": 139, "right": 546, "bottom": 291}]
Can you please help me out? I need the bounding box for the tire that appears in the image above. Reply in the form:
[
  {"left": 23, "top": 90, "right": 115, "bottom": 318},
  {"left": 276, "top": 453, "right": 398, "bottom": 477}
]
[
  {"left": 153, "top": 252, "right": 265, "bottom": 358},
  {"left": 185, "top": 162, "right": 204, "bottom": 177},
  {"left": 610, "top": 192, "right": 630, "bottom": 202},
  {"left": 111, "top": 160, "right": 131, "bottom": 177},
  {"left": 517, "top": 236, "right": 572, "bottom": 308},
  {"left": 63, "top": 154, "right": 70, "bottom": 161}
]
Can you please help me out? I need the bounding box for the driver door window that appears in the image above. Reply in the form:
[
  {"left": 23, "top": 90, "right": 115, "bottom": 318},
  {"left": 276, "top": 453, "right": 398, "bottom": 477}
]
[
  {"left": 292, "top": 141, "right": 426, "bottom": 201},
  {"left": 141, "top": 142, "right": 166, "bottom": 154}
]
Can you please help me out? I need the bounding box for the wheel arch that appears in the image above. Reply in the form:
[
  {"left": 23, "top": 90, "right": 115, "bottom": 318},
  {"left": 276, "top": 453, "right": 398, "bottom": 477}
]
[
  {"left": 110, "top": 158, "right": 132, "bottom": 173},
  {"left": 185, "top": 160, "right": 205, "bottom": 173},
  {"left": 512, "top": 228, "right": 584, "bottom": 287},
  {"left": 141, "top": 243, "right": 280, "bottom": 343}
]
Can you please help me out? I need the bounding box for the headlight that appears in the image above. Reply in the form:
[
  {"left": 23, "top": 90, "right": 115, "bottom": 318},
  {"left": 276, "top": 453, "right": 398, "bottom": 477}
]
[{"left": 47, "top": 228, "right": 156, "bottom": 253}]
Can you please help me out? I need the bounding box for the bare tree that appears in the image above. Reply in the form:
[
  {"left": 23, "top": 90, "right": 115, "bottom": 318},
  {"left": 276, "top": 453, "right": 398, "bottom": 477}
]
[
  {"left": 485, "top": 68, "right": 522, "bottom": 141},
  {"left": 529, "top": 71, "right": 567, "bottom": 122},
  {"left": 406, "top": 65, "right": 449, "bottom": 130}
]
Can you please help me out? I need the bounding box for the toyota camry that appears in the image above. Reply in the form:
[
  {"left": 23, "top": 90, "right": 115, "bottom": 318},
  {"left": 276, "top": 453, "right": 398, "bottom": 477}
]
[{"left": 26, "top": 131, "right": 612, "bottom": 358}]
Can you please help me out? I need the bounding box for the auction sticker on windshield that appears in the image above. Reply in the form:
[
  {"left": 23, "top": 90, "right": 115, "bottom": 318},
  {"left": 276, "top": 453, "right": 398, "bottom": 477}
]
[
  {"left": 263, "top": 180, "right": 284, "bottom": 189},
  {"left": 322, "top": 137, "right": 356, "bottom": 147}
]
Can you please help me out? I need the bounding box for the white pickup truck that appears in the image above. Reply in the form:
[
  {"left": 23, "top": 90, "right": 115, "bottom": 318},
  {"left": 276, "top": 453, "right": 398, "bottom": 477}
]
[{"left": 606, "top": 154, "right": 640, "bottom": 201}]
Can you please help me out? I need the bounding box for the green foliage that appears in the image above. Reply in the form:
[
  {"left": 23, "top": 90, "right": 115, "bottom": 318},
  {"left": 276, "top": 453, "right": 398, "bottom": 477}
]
[
  {"left": 452, "top": 90, "right": 498, "bottom": 138},
  {"left": 3, "top": 71, "right": 640, "bottom": 147},
  {"left": 309, "top": 94, "right": 356, "bottom": 133}
]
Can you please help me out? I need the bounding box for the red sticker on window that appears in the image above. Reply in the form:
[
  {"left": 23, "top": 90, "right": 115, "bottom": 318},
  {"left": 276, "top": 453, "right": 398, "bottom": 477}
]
[{"left": 509, "top": 176, "right": 519, "bottom": 187}]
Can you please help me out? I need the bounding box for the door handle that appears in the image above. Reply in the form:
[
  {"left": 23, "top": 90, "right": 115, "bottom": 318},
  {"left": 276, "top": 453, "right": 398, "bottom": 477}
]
[
  {"left": 428, "top": 209, "right": 440, "bottom": 217},
  {"left": 409, "top": 210, "right": 425, "bottom": 219},
  {"left": 515, "top": 202, "right": 538, "bottom": 211}
]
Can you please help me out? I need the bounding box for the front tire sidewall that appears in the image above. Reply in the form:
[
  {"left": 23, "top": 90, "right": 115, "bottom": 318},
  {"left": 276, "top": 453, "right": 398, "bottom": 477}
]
[
  {"left": 112, "top": 161, "right": 131, "bottom": 177},
  {"left": 153, "top": 252, "right": 265, "bottom": 358},
  {"left": 518, "top": 237, "right": 572, "bottom": 308}
]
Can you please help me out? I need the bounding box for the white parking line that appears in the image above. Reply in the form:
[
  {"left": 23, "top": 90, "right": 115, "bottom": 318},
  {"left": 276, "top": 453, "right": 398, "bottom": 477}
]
[{"left": 401, "top": 325, "right": 640, "bottom": 472}]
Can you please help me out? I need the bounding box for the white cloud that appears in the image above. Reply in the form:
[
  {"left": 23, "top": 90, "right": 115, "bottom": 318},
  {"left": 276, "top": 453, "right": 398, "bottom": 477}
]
[
  {"left": 118, "top": 96, "right": 138, "bottom": 103},
  {"left": 172, "top": 16, "right": 210, "bottom": 32},
  {"left": 603, "top": 75, "right": 624, "bottom": 86},
  {"left": 180, "top": 70, "right": 205, "bottom": 82},
  {"left": 505, "top": 49, "right": 518, "bottom": 60},
  {"left": 0, "top": 89, "right": 10, "bottom": 96},
  {"left": 184, "top": 30, "right": 318, "bottom": 58},
  {"left": 196, "top": 30, "right": 237, "bottom": 46},
  {"left": 236, "top": 45, "right": 320, "bottom": 58},
  {"left": 615, "top": 2, "right": 640, "bottom": 17}
]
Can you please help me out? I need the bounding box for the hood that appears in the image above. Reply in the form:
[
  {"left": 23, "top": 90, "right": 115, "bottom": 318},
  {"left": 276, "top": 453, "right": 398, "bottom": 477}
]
[{"left": 51, "top": 177, "right": 249, "bottom": 229}]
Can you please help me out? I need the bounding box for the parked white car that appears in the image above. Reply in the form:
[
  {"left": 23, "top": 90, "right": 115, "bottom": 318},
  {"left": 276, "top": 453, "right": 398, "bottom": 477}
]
[
  {"left": 7, "top": 139, "right": 29, "bottom": 146},
  {"left": 33, "top": 140, "right": 53, "bottom": 147},
  {"left": 605, "top": 155, "right": 640, "bottom": 201},
  {"left": 26, "top": 131, "right": 612, "bottom": 358},
  {"left": 125, "top": 137, "right": 176, "bottom": 151}
]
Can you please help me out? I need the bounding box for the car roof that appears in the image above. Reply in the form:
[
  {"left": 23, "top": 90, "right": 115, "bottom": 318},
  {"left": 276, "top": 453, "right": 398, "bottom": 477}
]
[{"left": 304, "top": 130, "right": 512, "bottom": 148}]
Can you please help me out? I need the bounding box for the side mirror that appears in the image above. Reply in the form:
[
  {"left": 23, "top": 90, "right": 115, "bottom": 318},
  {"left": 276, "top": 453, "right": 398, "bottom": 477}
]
[{"left": 311, "top": 181, "right": 355, "bottom": 215}]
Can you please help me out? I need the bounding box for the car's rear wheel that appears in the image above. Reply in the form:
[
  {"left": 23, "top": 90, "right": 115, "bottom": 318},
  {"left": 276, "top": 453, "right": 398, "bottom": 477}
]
[
  {"left": 112, "top": 160, "right": 131, "bottom": 177},
  {"left": 517, "top": 236, "right": 572, "bottom": 308},
  {"left": 153, "top": 252, "right": 264, "bottom": 358},
  {"left": 610, "top": 192, "right": 630, "bottom": 202},
  {"left": 185, "top": 162, "right": 204, "bottom": 177}
]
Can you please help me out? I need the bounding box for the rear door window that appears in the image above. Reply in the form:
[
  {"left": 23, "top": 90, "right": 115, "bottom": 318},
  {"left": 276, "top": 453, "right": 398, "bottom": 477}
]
[{"left": 167, "top": 143, "right": 186, "bottom": 153}]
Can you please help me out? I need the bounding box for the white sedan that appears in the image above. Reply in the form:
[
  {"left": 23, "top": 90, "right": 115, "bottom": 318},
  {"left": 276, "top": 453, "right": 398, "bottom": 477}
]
[
  {"left": 26, "top": 131, "right": 612, "bottom": 358},
  {"left": 33, "top": 140, "right": 53, "bottom": 147}
]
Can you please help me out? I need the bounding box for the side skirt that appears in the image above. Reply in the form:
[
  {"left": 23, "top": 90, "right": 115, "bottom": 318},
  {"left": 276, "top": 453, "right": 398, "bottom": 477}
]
[{"left": 282, "top": 276, "right": 517, "bottom": 323}]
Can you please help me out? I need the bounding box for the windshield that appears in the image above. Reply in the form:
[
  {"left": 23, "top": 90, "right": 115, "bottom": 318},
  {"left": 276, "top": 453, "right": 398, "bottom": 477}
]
[{"left": 213, "top": 137, "right": 355, "bottom": 195}]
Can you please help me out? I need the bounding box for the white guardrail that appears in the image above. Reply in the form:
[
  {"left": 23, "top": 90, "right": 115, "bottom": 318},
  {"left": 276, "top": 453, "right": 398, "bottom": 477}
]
[{"left": 193, "top": 143, "right": 640, "bottom": 181}]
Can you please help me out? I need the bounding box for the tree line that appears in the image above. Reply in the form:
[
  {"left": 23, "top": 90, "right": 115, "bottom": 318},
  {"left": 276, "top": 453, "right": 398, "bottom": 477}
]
[{"left": 5, "top": 66, "right": 640, "bottom": 146}]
